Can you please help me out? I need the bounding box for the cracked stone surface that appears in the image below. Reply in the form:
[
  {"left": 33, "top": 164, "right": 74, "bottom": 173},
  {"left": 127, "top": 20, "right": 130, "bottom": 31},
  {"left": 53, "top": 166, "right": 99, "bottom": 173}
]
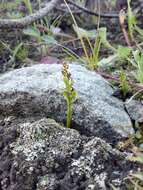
[
  {"left": 0, "top": 117, "right": 138, "bottom": 190},
  {"left": 0, "top": 117, "right": 82, "bottom": 190},
  {"left": 0, "top": 63, "right": 133, "bottom": 142},
  {"left": 56, "top": 137, "right": 135, "bottom": 190},
  {"left": 125, "top": 99, "right": 143, "bottom": 123}
]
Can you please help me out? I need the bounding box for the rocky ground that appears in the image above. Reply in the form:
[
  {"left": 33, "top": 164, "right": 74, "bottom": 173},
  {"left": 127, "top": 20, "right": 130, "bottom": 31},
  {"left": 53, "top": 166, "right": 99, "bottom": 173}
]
[{"left": 0, "top": 63, "right": 142, "bottom": 190}]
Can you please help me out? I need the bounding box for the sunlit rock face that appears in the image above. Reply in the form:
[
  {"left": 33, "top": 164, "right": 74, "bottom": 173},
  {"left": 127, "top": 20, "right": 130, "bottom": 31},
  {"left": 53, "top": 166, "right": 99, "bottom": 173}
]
[{"left": 0, "top": 63, "right": 133, "bottom": 142}]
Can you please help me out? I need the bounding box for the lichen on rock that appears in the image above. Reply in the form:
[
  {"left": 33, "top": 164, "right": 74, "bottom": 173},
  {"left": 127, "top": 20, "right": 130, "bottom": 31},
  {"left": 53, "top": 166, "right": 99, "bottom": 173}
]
[{"left": 10, "top": 118, "right": 82, "bottom": 162}]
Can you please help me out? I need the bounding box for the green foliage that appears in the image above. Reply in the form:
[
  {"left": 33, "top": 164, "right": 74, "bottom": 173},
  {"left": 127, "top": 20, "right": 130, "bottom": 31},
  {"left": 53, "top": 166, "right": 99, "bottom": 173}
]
[
  {"left": 24, "top": 0, "right": 33, "bottom": 14},
  {"left": 126, "top": 0, "right": 143, "bottom": 43},
  {"left": 11, "top": 43, "right": 27, "bottom": 62},
  {"left": 23, "top": 27, "right": 41, "bottom": 39},
  {"left": 15, "top": 45, "right": 28, "bottom": 61},
  {"left": 23, "top": 26, "right": 57, "bottom": 44},
  {"left": 73, "top": 25, "right": 97, "bottom": 39},
  {"left": 128, "top": 153, "right": 143, "bottom": 189},
  {"left": 0, "top": 0, "right": 22, "bottom": 10},
  {"left": 73, "top": 25, "right": 101, "bottom": 70},
  {"left": 135, "top": 25, "right": 143, "bottom": 37},
  {"left": 99, "top": 45, "right": 131, "bottom": 68},
  {"left": 131, "top": 50, "right": 143, "bottom": 83},
  {"left": 119, "top": 71, "right": 130, "bottom": 98},
  {"left": 62, "top": 63, "right": 77, "bottom": 128},
  {"left": 127, "top": 124, "right": 143, "bottom": 189},
  {"left": 127, "top": 0, "right": 136, "bottom": 40},
  {"left": 23, "top": 26, "right": 57, "bottom": 56},
  {"left": 73, "top": 25, "right": 116, "bottom": 70},
  {"left": 134, "top": 121, "right": 143, "bottom": 145},
  {"left": 41, "top": 35, "right": 57, "bottom": 45},
  {"left": 7, "top": 12, "right": 23, "bottom": 19},
  {"left": 117, "top": 46, "right": 131, "bottom": 60},
  {"left": 130, "top": 154, "right": 143, "bottom": 164},
  {"left": 98, "top": 27, "right": 116, "bottom": 52},
  {"left": 1, "top": 41, "right": 28, "bottom": 62}
]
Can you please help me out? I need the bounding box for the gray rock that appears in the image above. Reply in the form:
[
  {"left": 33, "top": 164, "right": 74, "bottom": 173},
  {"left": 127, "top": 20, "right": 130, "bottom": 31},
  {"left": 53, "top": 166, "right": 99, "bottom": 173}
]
[
  {"left": 0, "top": 63, "right": 133, "bottom": 142},
  {"left": 0, "top": 117, "right": 82, "bottom": 190},
  {"left": 57, "top": 137, "right": 134, "bottom": 190},
  {"left": 36, "top": 136, "right": 137, "bottom": 190},
  {"left": 37, "top": 174, "right": 57, "bottom": 190},
  {"left": 125, "top": 99, "right": 143, "bottom": 123},
  {"left": 0, "top": 116, "right": 138, "bottom": 190},
  {"left": 11, "top": 118, "right": 81, "bottom": 165}
]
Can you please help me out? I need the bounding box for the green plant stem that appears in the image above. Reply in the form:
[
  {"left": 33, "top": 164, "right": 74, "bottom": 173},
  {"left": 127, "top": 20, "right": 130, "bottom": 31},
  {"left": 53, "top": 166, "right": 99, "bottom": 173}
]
[
  {"left": 24, "top": 0, "right": 33, "bottom": 14},
  {"left": 63, "top": 0, "right": 90, "bottom": 61},
  {"left": 66, "top": 99, "right": 72, "bottom": 128},
  {"left": 94, "top": 35, "right": 101, "bottom": 63},
  {"left": 127, "top": 0, "right": 133, "bottom": 41},
  {"left": 24, "top": 0, "right": 37, "bottom": 27}
]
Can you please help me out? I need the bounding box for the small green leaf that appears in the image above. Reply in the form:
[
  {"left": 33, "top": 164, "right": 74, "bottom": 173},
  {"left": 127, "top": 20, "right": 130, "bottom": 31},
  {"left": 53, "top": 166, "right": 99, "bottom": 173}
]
[
  {"left": 23, "top": 27, "right": 40, "bottom": 38},
  {"left": 135, "top": 25, "right": 143, "bottom": 37},
  {"left": 119, "top": 70, "right": 130, "bottom": 97},
  {"left": 130, "top": 155, "right": 143, "bottom": 163},
  {"left": 117, "top": 46, "right": 131, "bottom": 60},
  {"left": 71, "top": 91, "right": 77, "bottom": 98},
  {"left": 132, "top": 50, "right": 143, "bottom": 83},
  {"left": 73, "top": 24, "right": 96, "bottom": 39},
  {"left": 135, "top": 131, "right": 142, "bottom": 139},
  {"left": 98, "top": 27, "right": 116, "bottom": 51},
  {"left": 98, "top": 27, "right": 107, "bottom": 43},
  {"left": 12, "top": 42, "right": 23, "bottom": 61},
  {"left": 41, "top": 35, "right": 57, "bottom": 45},
  {"left": 99, "top": 54, "right": 118, "bottom": 66}
]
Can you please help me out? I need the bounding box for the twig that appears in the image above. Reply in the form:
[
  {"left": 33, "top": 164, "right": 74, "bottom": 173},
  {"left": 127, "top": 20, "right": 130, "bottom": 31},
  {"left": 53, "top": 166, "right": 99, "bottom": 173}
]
[
  {"left": 0, "top": 0, "right": 60, "bottom": 29},
  {"left": 119, "top": 9, "right": 132, "bottom": 47},
  {"left": 67, "top": 0, "right": 119, "bottom": 18}
]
